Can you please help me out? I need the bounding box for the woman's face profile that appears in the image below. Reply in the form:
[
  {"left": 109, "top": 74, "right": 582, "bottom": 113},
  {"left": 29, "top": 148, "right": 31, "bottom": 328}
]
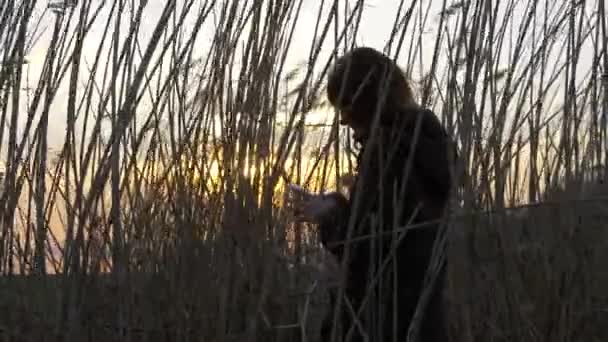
[
  {"left": 337, "top": 105, "right": 369, "bottom": 142},
  {"left": 338, "top": 106, "right": 352, "bottom": 126}
]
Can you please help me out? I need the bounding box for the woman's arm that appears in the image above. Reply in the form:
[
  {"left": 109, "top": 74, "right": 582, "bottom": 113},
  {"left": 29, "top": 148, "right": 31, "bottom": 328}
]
[
  {"left": 317, "top": 192, "right": 351, "bottom": 259},
  {"left": 317, "top": 109, "right": 456, "bottom": 259},
  {"left": 412, "top": 109, "right": 458, "bottom": 200}
]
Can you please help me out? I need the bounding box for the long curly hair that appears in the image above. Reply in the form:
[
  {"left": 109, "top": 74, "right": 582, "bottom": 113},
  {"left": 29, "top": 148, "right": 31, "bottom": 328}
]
[{"left": 326, "top": 47, "right": 418, "bottom": 127}]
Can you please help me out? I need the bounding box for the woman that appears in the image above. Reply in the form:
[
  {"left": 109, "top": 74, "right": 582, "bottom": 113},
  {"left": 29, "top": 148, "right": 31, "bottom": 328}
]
[{"left": 294, "top": 47, "right": 458, "bottom": 341}]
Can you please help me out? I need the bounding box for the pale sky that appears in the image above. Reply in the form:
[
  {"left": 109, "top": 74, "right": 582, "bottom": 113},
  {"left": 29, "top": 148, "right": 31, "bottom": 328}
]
[
  {"left": 7, "top": 0, "right": 601, "bottom": 179},
  {"left": 18, "top": 0, "right": 450, "bottom": 150},
  {"left": 17, "top": 0, "right": 598, "bottom": 155}
]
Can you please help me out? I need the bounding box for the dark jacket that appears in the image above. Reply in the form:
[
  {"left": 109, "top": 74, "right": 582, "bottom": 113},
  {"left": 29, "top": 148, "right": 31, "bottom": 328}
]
[{"left": 319, "top": 106, "right": 457, "bottom": 342}]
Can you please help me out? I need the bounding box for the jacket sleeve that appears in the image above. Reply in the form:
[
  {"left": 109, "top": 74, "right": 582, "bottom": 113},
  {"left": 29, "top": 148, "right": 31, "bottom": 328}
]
[
  {"left": 386, "top": 109, "right": 457, "bottom": 205},
  {"left": 316, "top": 149, "right": 419, "bottom": 262},
  {"left": 317, "top": 109, "right": 456, "bottom": 260},
  {"left": 316, "top": 142, "right": 416, "bottom": 261},
  {"left": 317, "top": 192, "right": 351, "bottom": 260},
  {"left": 411, "top": 110, "right": 457, "bottom": 200}
]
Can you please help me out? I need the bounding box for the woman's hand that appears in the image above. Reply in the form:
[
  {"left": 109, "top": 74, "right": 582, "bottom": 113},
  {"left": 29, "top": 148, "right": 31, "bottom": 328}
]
[
  {"left": 287, "top": 184, "right": 338, "bottom": 223},
  {"left": 294, "top": 194, "right": 338, "bottom": 223}
]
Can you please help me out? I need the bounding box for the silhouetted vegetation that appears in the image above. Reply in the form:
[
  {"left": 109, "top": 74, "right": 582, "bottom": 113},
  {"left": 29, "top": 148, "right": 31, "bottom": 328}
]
[{"left": 0, "top": 1, "right": 606, "bottom": 341}]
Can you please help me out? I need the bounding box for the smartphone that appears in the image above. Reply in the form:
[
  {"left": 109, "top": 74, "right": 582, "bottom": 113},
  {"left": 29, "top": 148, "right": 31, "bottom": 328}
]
[{"left": 287, "top": 183, "right": 314, "bottom": 201}]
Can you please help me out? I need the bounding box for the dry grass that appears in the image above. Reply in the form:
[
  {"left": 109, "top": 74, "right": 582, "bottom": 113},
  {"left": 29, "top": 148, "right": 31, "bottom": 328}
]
[{"left": 0, "top": 0, "right": 607, "bottom": 341}]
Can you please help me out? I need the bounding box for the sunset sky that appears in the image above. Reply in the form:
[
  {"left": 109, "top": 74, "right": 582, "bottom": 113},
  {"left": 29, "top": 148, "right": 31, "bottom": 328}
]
[
  {"left": 20, "top": 0, "right": 452, "bottom": 150},
  {"left": 17, "top": 0, "right": 596, "bottom": 155}
]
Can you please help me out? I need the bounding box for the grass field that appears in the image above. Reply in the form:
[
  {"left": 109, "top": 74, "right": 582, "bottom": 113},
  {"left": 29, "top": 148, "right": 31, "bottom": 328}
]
[{"left": 2, "top": 196, "right": 607, "bottom": 341}]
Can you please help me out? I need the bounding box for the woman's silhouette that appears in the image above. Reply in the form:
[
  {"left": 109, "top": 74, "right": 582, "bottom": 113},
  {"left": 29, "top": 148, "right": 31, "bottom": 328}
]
[{"left": 294, "top": 47, "right": 459, "bottom": 342}]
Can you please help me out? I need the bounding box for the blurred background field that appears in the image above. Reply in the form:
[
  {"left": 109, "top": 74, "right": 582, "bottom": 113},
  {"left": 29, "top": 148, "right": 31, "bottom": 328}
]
[{"left": 0, "top": 0, "right": 607, "bottom": 341}]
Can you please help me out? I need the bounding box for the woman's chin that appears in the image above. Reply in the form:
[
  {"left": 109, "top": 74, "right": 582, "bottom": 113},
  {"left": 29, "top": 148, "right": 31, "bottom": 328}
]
[{"left": 352, "top": 132, "right": 368, "bottom": 143}]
